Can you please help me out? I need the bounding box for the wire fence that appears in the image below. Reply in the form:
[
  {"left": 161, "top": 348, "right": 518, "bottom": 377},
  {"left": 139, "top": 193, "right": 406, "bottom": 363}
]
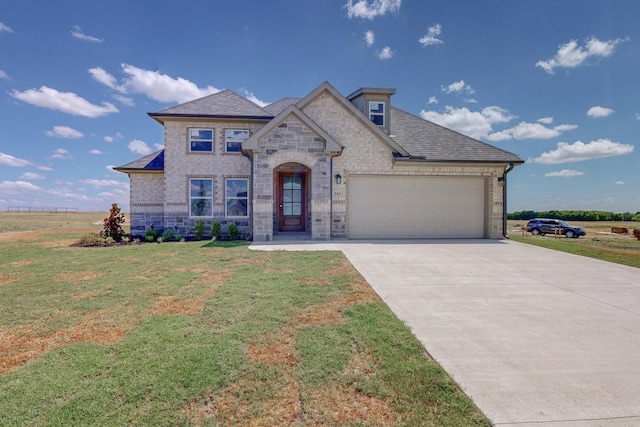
[{"left": 6, "top": 206, "right": 79, "bottom": 213}]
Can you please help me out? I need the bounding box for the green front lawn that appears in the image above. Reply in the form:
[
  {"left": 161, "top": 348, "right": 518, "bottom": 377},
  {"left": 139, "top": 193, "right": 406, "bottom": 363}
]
[{"left": 0, "top": 215, "right": 489, "bottom": 426}]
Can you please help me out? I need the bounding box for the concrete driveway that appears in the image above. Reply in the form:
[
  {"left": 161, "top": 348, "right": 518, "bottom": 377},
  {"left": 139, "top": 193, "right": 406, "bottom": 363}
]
[{"left": 251, "top": 239, "right": 640, "bottom": 426}]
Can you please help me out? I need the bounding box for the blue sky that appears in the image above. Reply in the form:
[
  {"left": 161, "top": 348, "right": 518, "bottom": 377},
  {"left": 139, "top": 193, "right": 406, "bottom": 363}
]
[{"left": 1, "top": 0, "right": 638, "bottom": 213}]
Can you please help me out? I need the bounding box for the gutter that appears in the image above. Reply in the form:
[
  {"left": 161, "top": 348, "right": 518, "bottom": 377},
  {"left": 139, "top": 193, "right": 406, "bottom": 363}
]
[
  {"left": 501, "top": 162, "right": 515, "bottom": 239},
  {"left": 240, "top": 148, "right": 254, "bottom": 240}
]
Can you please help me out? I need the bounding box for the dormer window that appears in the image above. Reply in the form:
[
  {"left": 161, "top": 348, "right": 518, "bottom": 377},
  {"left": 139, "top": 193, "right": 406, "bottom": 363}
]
[{"left": 369, "top": 102, "right": 385, "bottom": 126}]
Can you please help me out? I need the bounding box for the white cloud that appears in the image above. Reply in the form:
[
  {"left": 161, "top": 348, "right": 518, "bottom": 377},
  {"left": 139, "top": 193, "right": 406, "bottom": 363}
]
[
  {"left": 45, "top": 126, "right": 84, "bottom": 139},
  {"left": 418, "top": 24, "right": 443, "bottom": 46},
  {"left": 113, "top": 94, "right": 135, "bottom": 106},
  {"left": 104, "top": 132, "right": 123, "bottom": 143},
  {"left": 545, "top": 169, "right": 584, "bottom": 178},
  {"left": 377, "top": 46, "right": 393, "bottom": 59},
  {"left": 19, "top": 172, "right": 45, "bottom": 180},
  {"left": 89, "top": 67, "right": 118, "bottom": 89},
  {"left": 486, "top": 121, "right": 577, "bottom": 141},
  {"left": 89, "top": 149, "right": 103, "bottom": 155},
  {"left": 0, "top": 152, "right": 33, "bottom": 167},
  {"left": 90, "top": 64, "right": 221, "bottom": 104},
  {"left": 51, "top": 148, "right": 72, "bottom": 160},
  {"left": 71, "top": 26, "right": 103, "bottom": 43},
  {"left": 12, "top": 86, "right": 119, "bottom": 117},
  {"left": 587, "top": 106, "right": 614, "bottom": 118},
  {"left": 614, "top": 181, "right": 624, "bottom": 185},
  {"left": 364, "top": 30, "right": 375, "bottom": 47},
  {"left": 344, "top": 0, "right": 401, "bottom": 19},
  {"left": 427, "top": 96, "right": 438, "bottom": 105},
  {"left": 0, "top": 70, "right": 8, "bottom": 79},
  {"left": 79, "top": 179, "right": 129, "bottom": 189},
  {"left": 420, "top": 105, "right": 514, "bottom": 139},
  {"left": 442, "top": 80, "right": 474, "bottom": 95},
  {"left": 530, "top": 139, "right": 634, "bottom": 164},
  {"left": 537, "top": 117, "right": 553, "bottom": 124},
  {"left": 128, "top": 139, "right": 153, "bottom": 155},
  {"left": 536, "top": 37, "right": 628, "bottom": 74},
  {"left": 0, "top": 22, "right": 13, "bottom": 33},
  {"left": 0, "top": 181, "right": 42, "bottom": 195},
  {"left": 240, "top": 88, "right": 268, "bottom": 107}
]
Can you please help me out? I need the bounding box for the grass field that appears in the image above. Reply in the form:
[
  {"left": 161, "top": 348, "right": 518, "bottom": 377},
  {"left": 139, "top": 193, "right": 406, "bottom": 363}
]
[
  {"left": 508, "top": 220, "right": 640, "bottom": 268},
  {"left": 0, "top": 212, "right": 489, "bottom": 426}
]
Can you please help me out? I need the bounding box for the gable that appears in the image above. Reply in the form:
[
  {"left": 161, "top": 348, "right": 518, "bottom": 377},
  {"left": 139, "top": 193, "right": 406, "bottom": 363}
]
[
  {"left": 243, "top": 105, "right": 341, "bottom": 153},
  {"left": 296, "top": 82, "right": 410, "bottom": 157}
]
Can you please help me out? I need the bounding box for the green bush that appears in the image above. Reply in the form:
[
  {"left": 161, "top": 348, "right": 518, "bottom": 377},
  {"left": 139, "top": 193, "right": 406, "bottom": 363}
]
[
  {"left": 162, "top": 228, "right": 175, "bottom": 242},
  {"left": 211, "top": 221, "right": 221, "bottom": 239},
  {"left": 194, "top": 221, "right": 205, "bottom": 240},
  {"left": 145, "top": 228, "right": 158, "bottom": 242},
  {"left": 228, "top": 223, "right": 239, "bottom": 240}
]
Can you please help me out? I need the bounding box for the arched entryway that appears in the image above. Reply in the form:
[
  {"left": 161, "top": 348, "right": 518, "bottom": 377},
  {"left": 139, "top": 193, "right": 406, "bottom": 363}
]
[{"left": 273, "top": 162, "right": 311, "bottom": 236}]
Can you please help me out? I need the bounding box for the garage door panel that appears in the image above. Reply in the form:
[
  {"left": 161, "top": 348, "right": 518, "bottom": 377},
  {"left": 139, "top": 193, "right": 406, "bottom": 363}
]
[{"left": 348, "top": 176, "right": 486, "bottom": 239}]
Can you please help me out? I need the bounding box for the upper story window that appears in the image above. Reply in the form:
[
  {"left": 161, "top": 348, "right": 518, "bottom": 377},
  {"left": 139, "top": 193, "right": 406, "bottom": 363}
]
[
  {"left": 369, "top": 101, "right": 385, "bottom": 126},
  {"left": 189, "top": 129, "right": 213, "bottom": 152},
  {"left": 225, "top": 129, "right": 249, "bottom": 153}
]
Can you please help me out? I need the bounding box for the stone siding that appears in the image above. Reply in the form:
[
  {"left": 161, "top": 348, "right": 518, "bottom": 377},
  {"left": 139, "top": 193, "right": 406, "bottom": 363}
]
[
  {"left": 128, "top": 172, "right": 164, "bottom": 237},
  {"left": 159, "top": 119, "right": 260, "bottom": 238}
]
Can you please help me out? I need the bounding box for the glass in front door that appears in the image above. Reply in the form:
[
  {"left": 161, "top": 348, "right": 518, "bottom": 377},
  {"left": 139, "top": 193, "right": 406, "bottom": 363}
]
[{"left": 279, "top": 173, "right": 305, "bottom": 232}]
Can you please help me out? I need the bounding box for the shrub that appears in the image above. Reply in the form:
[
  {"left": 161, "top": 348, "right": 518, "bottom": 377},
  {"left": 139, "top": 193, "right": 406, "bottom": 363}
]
[
  {"left": 194, "top": 221, "right": 205, "bottom": 240},
  {"left": 145, "top": 228, "right": 158, "bottom": 242},
  {"left": 228, "top": 223, "right": 239, "bottom": 240},
  {"left": 162, "top": 228, "right": 175, "bottom": 242},
  {"left": 76, "top": 233, "right": 107, "bottom": 247},
  {"left": 101, "top": 203, "right": 126, "bottom": 242},
  {"left": 211, "top": 221, "right": 221, "bottom": 240}
]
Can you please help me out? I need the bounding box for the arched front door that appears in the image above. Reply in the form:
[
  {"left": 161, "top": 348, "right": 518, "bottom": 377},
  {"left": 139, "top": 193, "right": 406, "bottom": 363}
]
[{"left": 278, "top": 172, "right": 306, "bottom": 232}]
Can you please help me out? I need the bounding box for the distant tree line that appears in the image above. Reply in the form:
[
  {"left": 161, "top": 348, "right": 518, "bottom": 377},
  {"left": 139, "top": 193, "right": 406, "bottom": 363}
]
[{"left": 508, "top": 210, "right": 640, "bottom": 222}]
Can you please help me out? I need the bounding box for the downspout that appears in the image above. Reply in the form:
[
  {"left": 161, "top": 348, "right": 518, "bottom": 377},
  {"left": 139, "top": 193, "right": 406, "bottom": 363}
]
[
  {"left": 241, "top": 149, "right": 254, "bottom": 240},
  {"left": 329, "top": 148, "right": 344, "bottom": 239},
  {"left": 502, "top": 162, "right": 515, "bottom": 239}
]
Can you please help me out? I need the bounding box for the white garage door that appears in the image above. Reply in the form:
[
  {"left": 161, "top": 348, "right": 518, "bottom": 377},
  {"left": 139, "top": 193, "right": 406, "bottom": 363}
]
[{"left": 348, "top": 175, "right": 486, "bottom": 238}]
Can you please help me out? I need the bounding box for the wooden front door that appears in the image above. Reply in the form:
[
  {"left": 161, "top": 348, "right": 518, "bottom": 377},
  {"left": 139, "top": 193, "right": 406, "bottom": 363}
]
[{"left": 278, "top": 172, "right": 305, "bottom": 232}]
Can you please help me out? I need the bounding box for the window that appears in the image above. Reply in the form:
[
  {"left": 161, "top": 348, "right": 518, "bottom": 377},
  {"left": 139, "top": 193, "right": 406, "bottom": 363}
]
[
  {"left": 226, "top": 178, "right": 248, "bottom": 218},
  {"left": 369, "top": 102, "right": 385, "bottom": 126},
  {"left": 189, "top": 129, "right": 213, "bottom": 152},
  {"left": 225, "top": 129, "right": 249, "bottom": 153},
  {"left": 189, "top": 179, "right": 213, "bottom": 217}
]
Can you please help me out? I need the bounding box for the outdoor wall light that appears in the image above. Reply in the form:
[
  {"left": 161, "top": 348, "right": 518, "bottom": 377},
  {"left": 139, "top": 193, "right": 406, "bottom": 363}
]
[
  {"left": 335, "top": 173, "right": 342, "bottom": 184},
  {"left": 497, "top": 177, "right": 505, "bottom": 186}
]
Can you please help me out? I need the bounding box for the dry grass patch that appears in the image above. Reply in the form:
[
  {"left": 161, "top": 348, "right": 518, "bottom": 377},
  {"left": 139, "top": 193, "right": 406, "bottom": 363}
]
[
  {"left": 0, "top": 274, "right": 17, "bottom": 285},
  {"left": 154, "top": 269, "right": 230, "bottom": 316},
  {"left": 53, "top": 271, "right": 103, "bottom": 282},
  {"left": 0, "top": 310, "right": 129, "bottom": 374}
]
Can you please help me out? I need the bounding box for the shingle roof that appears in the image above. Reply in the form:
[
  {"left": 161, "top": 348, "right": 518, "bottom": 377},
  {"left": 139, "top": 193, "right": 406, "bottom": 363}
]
[
  {"left": 390, "top": 107, "right": 523, "bottom": 164},
  {"left": 263, "top": 98, "right": 301, "bottom": 115},
  {"left": 114, "top": 150, "right": 164, "bottom": 171},
  {"left": 149, "top": 89, "right": 272, "bottom": 120}
]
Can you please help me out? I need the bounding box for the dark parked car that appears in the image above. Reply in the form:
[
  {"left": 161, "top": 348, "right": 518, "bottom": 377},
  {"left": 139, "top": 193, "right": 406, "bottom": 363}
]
[{"left": 525, "top": 218, "right": 586, "bottom": 238}]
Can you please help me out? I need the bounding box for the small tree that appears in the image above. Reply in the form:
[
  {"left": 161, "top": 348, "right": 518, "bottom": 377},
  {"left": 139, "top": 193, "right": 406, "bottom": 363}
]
[{"left": 101, "top": 203, "right": 126, "bottom": 242}]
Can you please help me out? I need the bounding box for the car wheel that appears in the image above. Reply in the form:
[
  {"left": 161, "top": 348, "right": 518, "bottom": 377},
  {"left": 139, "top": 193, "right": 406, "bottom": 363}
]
[
  {"left": 531, "top": 229, "right": 540, "bottom": 236},
  {"left": 565, "top": 230, "right": 575, "bottom": 238}
]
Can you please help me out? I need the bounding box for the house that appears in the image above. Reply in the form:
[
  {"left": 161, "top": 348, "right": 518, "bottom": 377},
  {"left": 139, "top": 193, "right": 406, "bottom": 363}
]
[{"left": 115, "top": 81, "right": 523, "bottom": 241}]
